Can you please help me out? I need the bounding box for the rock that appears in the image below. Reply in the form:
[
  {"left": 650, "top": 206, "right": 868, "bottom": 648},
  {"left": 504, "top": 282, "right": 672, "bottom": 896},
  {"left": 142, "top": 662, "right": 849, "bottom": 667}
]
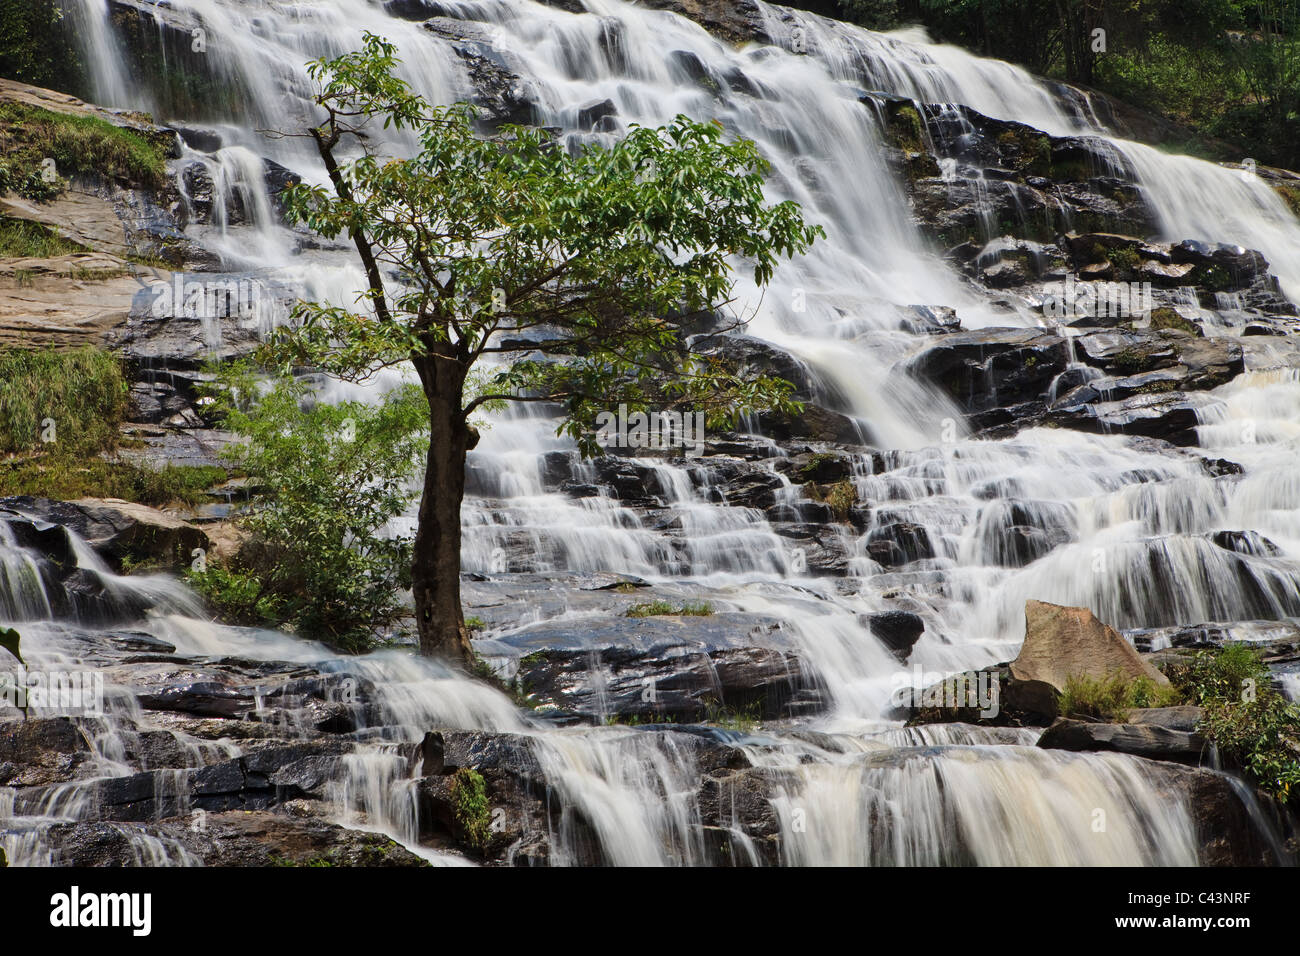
[
  {"left": 475, "top": 612, "right": 809, "bottom": 721},
  {"left": 1009, "top": 600, "right": 1170, "bottom": 719},
  {"left": 1037, "top": 710, "right": 1207, "bottom": 764},
  {"left": 35, "top": 811, "right": 430, "bottom": 867},
  {"left": 0, "top": 718, "right": 92, "bottom": 786},
  {"left": 866, "top": 610, "right": 925, "bottom": 661},
  {"left": 1, "top": 496, "right": 210, "bottom": 570},
  {"left": 905, "top": 327, "right": 1068, "bottom": 414}
]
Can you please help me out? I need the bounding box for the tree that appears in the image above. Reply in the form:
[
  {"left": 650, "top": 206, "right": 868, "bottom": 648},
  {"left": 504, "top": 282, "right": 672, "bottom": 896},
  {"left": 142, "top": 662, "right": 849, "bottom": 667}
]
[{"left": 269, "top": 35, "right": 822, "bottom": 663}]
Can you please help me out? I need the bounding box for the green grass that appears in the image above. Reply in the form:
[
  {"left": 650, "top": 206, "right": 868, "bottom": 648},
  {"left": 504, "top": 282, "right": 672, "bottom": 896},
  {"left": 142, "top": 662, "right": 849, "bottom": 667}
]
[
  {"left": 0, "top": 102, "right": 169, "bottom": 194},
  {"left": 0, "top": 346, "right": 127, "bottom": 456},
  {"left": 626, "top": 600, "right": 714, "bottom": 618},
  {"left": 1057, "top": 672, "right": 1182, "bottom": 721},
  {"left": 0, "top": 217, "right": 84, "bottom": 258},
  {"left": 0, "top": 458, "right": 227, "bottom": 507}
]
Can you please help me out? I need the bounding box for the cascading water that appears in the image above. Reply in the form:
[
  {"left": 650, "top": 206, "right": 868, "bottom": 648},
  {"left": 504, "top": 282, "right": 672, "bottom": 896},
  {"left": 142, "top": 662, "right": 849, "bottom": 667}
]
[{"left": 4, "top": 0, "right": 1299, "bottom": 865}]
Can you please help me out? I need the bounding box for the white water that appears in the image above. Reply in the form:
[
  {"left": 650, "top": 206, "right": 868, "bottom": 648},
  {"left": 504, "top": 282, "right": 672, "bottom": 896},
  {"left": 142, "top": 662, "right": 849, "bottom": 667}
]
[{"left": 4, "top": 0, "right": 1296, "bottom": 865}]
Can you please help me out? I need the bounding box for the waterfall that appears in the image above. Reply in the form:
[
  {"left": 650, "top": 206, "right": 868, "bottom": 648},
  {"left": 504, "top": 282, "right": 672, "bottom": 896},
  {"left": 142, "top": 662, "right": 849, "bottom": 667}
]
[{"left": 5, "top": 0, "right": 1297, "bottom": 866}]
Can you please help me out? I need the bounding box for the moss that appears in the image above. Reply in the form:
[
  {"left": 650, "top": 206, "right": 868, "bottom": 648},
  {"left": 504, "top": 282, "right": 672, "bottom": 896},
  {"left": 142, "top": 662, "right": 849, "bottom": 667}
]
[
  {"left": 626, "top": 600, "right": 713, "bottom": 617},
  {"left": 821, "top": 479, "right": 858, "bottom": 522},
  {"left": 449, "top": 767, "right": 491, "bottom": 850},
  {"left": 1146, "top": 306, "right": 1200, "bottom": 335},
  {"left": 885, "top": 102, "right": 926, "bottom": 153},
  {"left": 1273, "top": 183, "right": 1300, "bottom": 216},
  {"left": 1110, "top": 347, "right": 1152, "bottom": 373}
]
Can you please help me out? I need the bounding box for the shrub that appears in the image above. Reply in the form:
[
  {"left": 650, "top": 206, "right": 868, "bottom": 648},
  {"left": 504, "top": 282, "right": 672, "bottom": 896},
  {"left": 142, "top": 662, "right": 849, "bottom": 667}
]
[
  {"left": 192, "top": 365, "right": 428, "bottom": 653},
  {"left": 1167, "top": 644, "right": 1300, "bottom": 804}
]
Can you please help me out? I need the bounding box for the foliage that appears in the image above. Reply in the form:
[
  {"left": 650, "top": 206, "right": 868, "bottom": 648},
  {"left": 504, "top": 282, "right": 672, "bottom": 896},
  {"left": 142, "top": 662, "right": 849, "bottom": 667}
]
[
  {"left": 449, "top": 767, "right": 490, "bottom": 849},
  {"left": 1057, "top": 672, "right": 1182, "bottom": 721},
  {"left": 263, "top": 35, "right": 820, "bottom": 658},
  {"left": 192, "top": 365, "right": 428, "bottom": 652},
  {"left": 268, "top": 34, "right": 818, "bottom": 445},
  {"left": 0, "top": 0, "right": 85, "bottom": 93},
  {"left": 1167, "top": 644, "right": 1300, "bottom": 803}
]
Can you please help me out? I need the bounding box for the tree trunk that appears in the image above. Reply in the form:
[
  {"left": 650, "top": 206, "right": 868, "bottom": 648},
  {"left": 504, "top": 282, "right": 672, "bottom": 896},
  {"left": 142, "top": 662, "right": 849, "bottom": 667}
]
[{"left": 411, "top": 350, "right": 475, "bottom": 663}]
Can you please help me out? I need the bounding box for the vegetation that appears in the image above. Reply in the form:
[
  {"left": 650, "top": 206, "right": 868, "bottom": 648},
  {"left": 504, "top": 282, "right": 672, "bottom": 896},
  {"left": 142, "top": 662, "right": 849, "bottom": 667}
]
[
  {"left": 0, "top": 346, "right": 127, "bottom": 456},
  {"left": 0, "top": 102, "right": 169, "bottom": 195},
  {"left": 833, "top": 0, "right": 1300, "bottom": 170},
  {"left": 1057, "top": 672, "right": 1181, "bottom": 721},
  {"left": 449, "top": 767, "right": 491, "bottom": 849},
  {"left": 264, "top": 36, "right": 819, "bottom": 662},
  {"left": 1167, "top": 644, "right": 1300, "bottom": 803},
  {"left": 0, "top": 0, "right": 85, "bottom": 94},
  {"left": 626, "top": 600, "right": 714, "bottom": 617},
  {"left": 190, "top": 367, "right": 427, "bottom": 653},
  {"left": 0, "top": 458, "right": 225, "bottom": 507}
]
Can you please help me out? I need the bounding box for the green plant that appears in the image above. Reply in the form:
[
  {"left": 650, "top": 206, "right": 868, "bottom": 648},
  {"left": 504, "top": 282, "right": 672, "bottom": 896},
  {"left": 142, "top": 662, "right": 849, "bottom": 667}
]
[
  {"left": 464, "top": 616, "right": 486, "bottom": 631},
  {"left": 1167, "top": 644, "right": 1300, "bottom": 803},
  {"left": 0, "top": 102, "right": 168, "bottom": 191},
  {"left": 1144, "top": 307, "right": 1201, "bottom": 335},
  {"left": 702, "top": 697, "right": 762, "bottom": 733},
  {"left": 195, "top": 365, "right": 428, "bottom": 652},
  {"left": 449, "top": 767, "right": 490, "bottom": 849},
  {"left": 626, "top": 600, "right": 713, "bottom": 617},
  {"left": 0, "top": 346, "right": 127, "bottom": 456},
  {"left": 823, "top": 479, "right": 858, "bottom": 522},
  {"left": 1057, "top": 672, "right": 1182, "bottom": 721}
]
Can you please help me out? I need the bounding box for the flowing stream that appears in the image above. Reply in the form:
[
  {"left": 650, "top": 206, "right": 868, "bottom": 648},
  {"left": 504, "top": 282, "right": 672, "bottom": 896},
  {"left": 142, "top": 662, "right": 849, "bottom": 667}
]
[{"left": 3, "top": 0, "right": 1299, "bottom": 865}]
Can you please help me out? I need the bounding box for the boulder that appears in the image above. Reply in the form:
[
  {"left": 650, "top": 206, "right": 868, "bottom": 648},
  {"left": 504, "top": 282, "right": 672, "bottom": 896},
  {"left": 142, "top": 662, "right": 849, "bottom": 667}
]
[
  {"left": 1037, "top": 708, "right": 1207, "bottom": 764},
  {"left": 0, "top": 496, "right": 210, "bottom": 569},
  {"left": 1009, "top": 601, "right": 1170, "bottom": 715}
]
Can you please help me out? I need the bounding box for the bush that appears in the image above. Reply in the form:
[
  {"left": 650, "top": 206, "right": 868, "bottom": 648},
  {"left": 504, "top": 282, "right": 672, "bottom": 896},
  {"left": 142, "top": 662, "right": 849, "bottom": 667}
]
[
  {"left": 1168, "top": 644, "right": 1300, "bottom": 803},
  {"left": 449, "top": 768, "right": 490, "bottom": 849},
  {"left": 191, "top": 366, "right": 428, "bottom": 653}
]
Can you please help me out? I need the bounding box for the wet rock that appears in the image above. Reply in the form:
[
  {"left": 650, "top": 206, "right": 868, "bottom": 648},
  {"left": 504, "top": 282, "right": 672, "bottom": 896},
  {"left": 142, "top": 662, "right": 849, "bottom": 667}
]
[
  {"left": 866, "top": 610, "right": 925, "bottom": 661},
  {"left": 905, "top": 327, "right": 1069, "bottom": 414},
  {"left": 0, "top": 718, "right": 92, "bottom": 786},
  {"left": 475, "top": 613, "right": 809, "bottom": 721}
]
